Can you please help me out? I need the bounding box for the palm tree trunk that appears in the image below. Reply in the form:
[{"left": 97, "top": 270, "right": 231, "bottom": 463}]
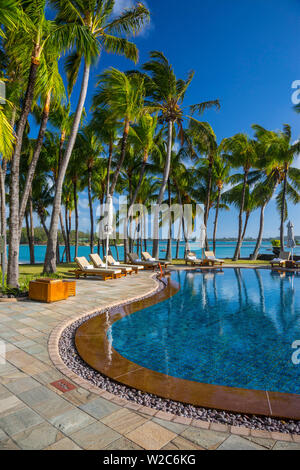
[
  {"left": 65, "top": 203, "right": 71, "bottom": 263},
  {"left": 18, "top": 92, "right": 51, "bottom": 233},
  {"left": 40, "top": 215, "right": 49, "bottom": 239},
  {"left": 59, "top": 210, "right": 68, "bottom": 263},
  {"left": 106, "top": 141, "right": 113, "bottom": 198},
  {"left": 44, "top": 62, "right": 90, "bottom": 273},
  {"left": 166, "top": 178, "right": 172, "bottom": 261},
  {"left": 233, "top": 169, "right": 249, "bottom": 261},
  {"left": 153, "top": 120, "right": 173, "bottom": 259},
  {"left": 204, "top": 156, "right": 213, "bottom": 250},
  {"left": 73, "top": 180, "right": 79, "bottom": 259},
  {"left": 7, "top": 53, "right": 41, "bottom": 286},
  {"left": 88, "top": 166, "right": 94, "bottom": 254},
  {"left": 213, "top": 187, "right": 221, "bottom": 254},
  {"left": 241, "top": 211, "right": 250, "bottom": 242},
  {"left": 0, "top": 162, "right": 7, "bottom": 278},
  {"left": 252, "top": 203, "right": 267, "bottom": 260},
  {"left": 109, "top": 119, "right": 130, "bottom": 196},
  {"left": 280, "top": 166, "right": 288, "bottom": 250},
  {"left": 29, "top": 194, "right": 35, "bottom": 265},
  {"left": 124, "top": 150, "right": 148, "bottom": 261}
]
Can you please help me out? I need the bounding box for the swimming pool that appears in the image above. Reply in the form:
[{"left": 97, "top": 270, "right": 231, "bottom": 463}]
[{"left": 109, "top": 269, "right": 300, "bottom": 395}]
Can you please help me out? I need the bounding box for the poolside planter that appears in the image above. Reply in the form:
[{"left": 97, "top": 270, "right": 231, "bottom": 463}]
[{"left": 29, "top": 278, "right": 71, "bottom": 303}]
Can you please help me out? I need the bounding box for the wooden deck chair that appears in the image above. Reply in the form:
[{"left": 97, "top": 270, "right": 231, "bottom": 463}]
[
  {"left": 270, "top": 251, "right": 291, "bottom": 268},
  {"left": 203, "top": 251, "right": 225, "bottom": 267},
  {"left": 128, "top": 253, "right": 158, "bottom": 271},
  {"left": 141, "top": 252, "right": 171, "bottom": 268},
  {"left": 105, "top": 254, "right": 143, "bottom": 274},
  {"left": 69, "top": 257, "right": 122, "bottom": 280},
  {"left": 90, "top": 253, "right": 132, "bottom": 276},
  {"left": 185, "top": 251, "right": 203, "bottom": 266}
]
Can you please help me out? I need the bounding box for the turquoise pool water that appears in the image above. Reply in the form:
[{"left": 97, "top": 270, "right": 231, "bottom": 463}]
[{"left": 110, "top": 269, "right": 300, "bottom": 394}]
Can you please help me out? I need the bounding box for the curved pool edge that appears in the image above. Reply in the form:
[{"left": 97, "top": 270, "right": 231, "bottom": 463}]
[{"left": 75, "top": 271, "right": 300, "bottom": 421}]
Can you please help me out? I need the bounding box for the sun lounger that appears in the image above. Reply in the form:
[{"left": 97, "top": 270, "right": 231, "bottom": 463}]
[
  {"left": 104, "top": 254, "right": 143, "bottom": 274},
  {"left": 203, "top": 251, "right": 225, "bottom": 267},
  {"left": 141, "top": 252, "right": 171, "bottom": 268},
  {"left": 128, "top": 253, "right": 159, "bottom": 270},
  {"left": 69, "top": 257, "right": 122, "bottom": 280},
  {"left": 89, "top": 253, "right": 133, "bottom": 276},
  {"left": 185, "top": 252, "right": 203, "bottom": 266},
  {"left": 270, "top": 251, "right": 291, "bottom": 268}
]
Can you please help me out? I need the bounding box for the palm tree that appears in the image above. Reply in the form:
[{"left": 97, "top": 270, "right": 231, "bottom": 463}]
[
  {"left": 18, "top": 51, "right": 65, "bottom": 234},
  {"left": 92, "top": 68, "right": 146, "bottom": 197},
  {"left": 6, "top": 0, "right": 69, "bottom": 285},
  {"left": 76, "top": 127, "right": 103, "bottom": 253},
  {"left": 211, "top": 156, "right": 231, "bottom": 253},
  {"left": 44, "top": 0, "right": 150, "bottom": 274},
  {"left": 221, "top": 134, "right": 258, "bottom": 260},
  {"left": 90, "top": 108, "right": 120, "bottom": 198},
  {"left": 252, "top": 124, "right": 300, "bottom": 249},
  {"left": 141, "top": 51, "right": 220, "bottom": 258},
  {"left": 188, "top": 121, "right": 218, "bottom": 249}
]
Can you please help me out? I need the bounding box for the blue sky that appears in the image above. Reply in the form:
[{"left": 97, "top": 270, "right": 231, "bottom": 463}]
[{"left": 32, "top": 0, "right": 300, "bottom": 238}]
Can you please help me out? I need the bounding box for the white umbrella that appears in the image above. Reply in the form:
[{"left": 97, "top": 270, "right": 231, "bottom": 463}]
[
  {"left": 105, "top": 196, "right": 114, "bottom": 268},
  {"left": 287, "top": 220, "right": 296, "bottom": 260},
  {"left": 199, "top": 224, "right": 206, "bottom": 259}
]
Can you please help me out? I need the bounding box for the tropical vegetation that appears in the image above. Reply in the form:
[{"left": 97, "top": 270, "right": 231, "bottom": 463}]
[{"left": 0, "top": 0, "right": 300, "bottom": 288}]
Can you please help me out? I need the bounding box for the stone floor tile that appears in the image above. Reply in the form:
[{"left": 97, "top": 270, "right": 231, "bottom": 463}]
[
  {"left": 103, "top": 437, "right": 143, "bottom": 451},
  {"left": 126, "top": 421, "right": 176, "bottom": 450},
  {"left": 45, "top": 437, "right": 81, "bottom": 450},
  {"left": 11, "top": 422, "right": 64, "bottom": 450},
  {"left": 162, "top": 436, "right": 204, "bottom": 451},
  {"left": 49, "top": 408, "right": 96, "bottom": 435},
  {"left": 152, "top": 417, "right": 188, "bottom": 435},
  {"left": 79, "top": 397, "right": 120, "bottom": 419},
  {"left": 217, "top": 435, "right": 266, "bottom": 450},
  {"left": 181, "top": 427, "right": 228, "bottom": 450},
  {"left": 0, "top": 395, "right": 24, "bottom": 415},
  {"left": 0, "top": 438, "right": 20, "bottom": 450},
  {"left": 70, "top": 422, "right": 121, "bottom": 450},
  {"left": 5, "top": 376, "right": 41, "bottom": 395},
  {"left": 101, "top": 408, "right": 148, "bottom": 434},
  {"left": 0, "top": 407, "right": 44, "bottom": 436},
  {"left": 272, "top": 441, "right": 300, "bottom": 451}
]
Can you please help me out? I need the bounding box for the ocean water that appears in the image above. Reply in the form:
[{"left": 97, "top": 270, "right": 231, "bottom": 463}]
[
  {"left": 110, "top": 269, "right": 300, "bottom": 394},
  {"left": 16, "top": 241, "right": 300, "bottom": 264}
]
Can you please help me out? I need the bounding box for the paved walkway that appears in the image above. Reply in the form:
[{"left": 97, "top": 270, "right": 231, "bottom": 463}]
[{"left": 0, "top": 270, "right": 299, "bottom": 450}]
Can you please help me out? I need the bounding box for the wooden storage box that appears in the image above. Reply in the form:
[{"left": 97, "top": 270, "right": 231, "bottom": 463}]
[
  {"left": 29, "top": 278, "right": 69, "bottom": 303},
  {"left": 63, "top": 280, "right": 76, "bottom": 297}
]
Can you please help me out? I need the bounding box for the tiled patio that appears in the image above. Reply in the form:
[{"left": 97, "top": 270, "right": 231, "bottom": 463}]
[{"left": 0, "top": 270, "right": 299, "bottom": 450}]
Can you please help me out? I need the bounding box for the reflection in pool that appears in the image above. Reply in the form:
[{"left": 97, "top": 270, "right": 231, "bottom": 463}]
[{"left": 109, "top": 269, "right": 300, "bottom": 394}]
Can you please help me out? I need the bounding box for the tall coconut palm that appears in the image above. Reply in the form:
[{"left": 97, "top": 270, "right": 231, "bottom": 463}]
[
  {"left": 90, "top": 108, "right": 120, "bottom": 198},
  {"left": 188, "top": 121, "right": 218, "bottom": 249},
  {"left": 6, "top": 0, "right": 69, "bottom": 285},
  {"left": 18, "top": 51, "right": 65, "bottom": 234},
  {"left": 44, "top": 0, "right": 150, "bottom": 274},
  {"left": 211, "top": 156, "right": 231, "bottom": 253},
  {"left": 92, "top": 68, "right": 146, "bottom": 197},
  {"left": 221, "top": 134, "right": 258, "bottom": 260},
  {"left": 142, "top": 51, "right": 220, "bottom": 258},
  {"left": 252, "top": 124, "right": 300, "bottom": 249},
  {"left": 76, "top": 127, "right": 103, "bottom": 253},
  {"left": 122, "top": 114, "right": 159, "bottom": 260}
]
